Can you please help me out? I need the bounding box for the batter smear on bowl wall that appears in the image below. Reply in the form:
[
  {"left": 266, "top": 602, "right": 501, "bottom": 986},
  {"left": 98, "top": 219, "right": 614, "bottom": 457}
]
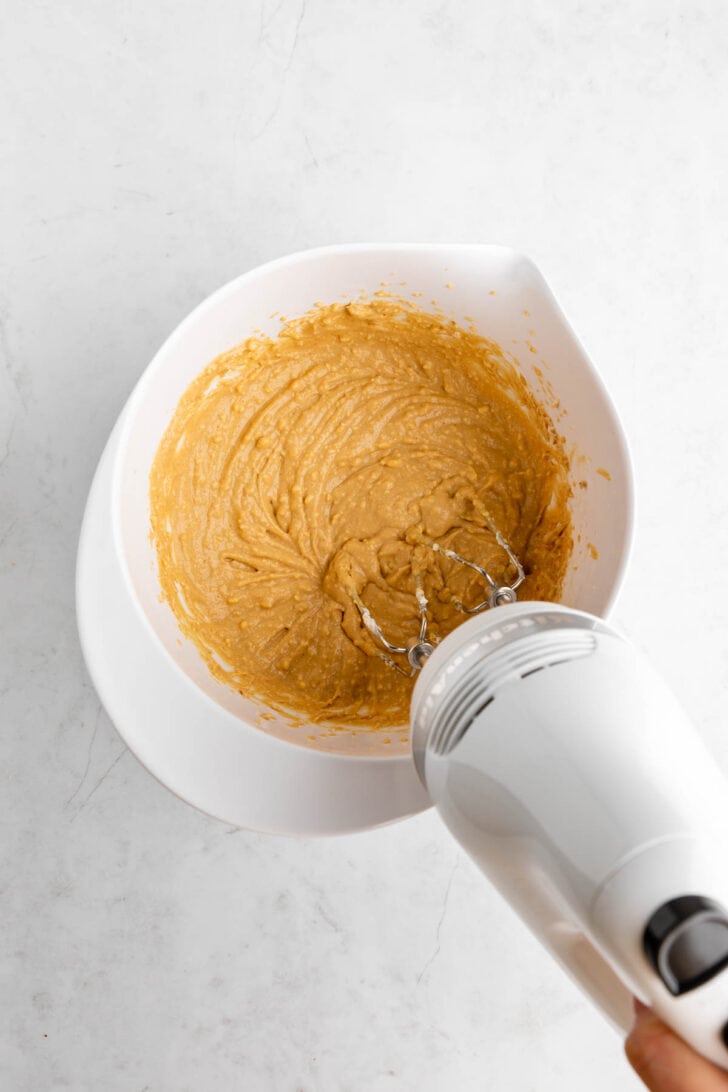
[{"left": 150, "top": 298, "right": 572, "bottom": 730}]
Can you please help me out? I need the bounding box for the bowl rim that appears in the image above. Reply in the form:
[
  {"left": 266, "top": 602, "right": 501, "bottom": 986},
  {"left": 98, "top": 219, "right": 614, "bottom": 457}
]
[{"left": 107, "top": 241, "right": 636, "bottom": 767}]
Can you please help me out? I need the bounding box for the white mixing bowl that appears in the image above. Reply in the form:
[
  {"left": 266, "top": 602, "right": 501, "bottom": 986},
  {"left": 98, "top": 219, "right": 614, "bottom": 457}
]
[{"left": 76, "top": 244, "right": 634, "bottom": 834}]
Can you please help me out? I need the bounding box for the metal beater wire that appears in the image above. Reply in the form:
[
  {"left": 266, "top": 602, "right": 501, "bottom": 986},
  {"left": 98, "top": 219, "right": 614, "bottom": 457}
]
[{"left": 349, "top": 525, "right": 525, "bottom": 672}]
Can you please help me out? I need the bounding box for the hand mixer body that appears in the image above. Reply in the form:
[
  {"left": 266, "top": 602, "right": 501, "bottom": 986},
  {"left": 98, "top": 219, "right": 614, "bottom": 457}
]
[{"left": 411, "top": 602, "right": 728, "bottom": 1068}]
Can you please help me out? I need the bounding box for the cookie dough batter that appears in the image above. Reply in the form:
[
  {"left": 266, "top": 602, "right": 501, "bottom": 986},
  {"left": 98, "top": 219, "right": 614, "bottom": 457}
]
[{"left": 150, "top": 299, "right": 572, "bottom": 730}]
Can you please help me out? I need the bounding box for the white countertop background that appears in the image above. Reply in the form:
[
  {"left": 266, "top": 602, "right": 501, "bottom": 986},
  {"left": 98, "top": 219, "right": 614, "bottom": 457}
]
[{"left": 3, "top": 2, "right": 728, "bottom": 1089}]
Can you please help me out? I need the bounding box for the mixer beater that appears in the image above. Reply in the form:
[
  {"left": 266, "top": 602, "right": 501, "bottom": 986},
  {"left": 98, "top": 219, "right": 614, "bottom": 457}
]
[{"left": 349, "top": 522, "right": 525, "bottom": 676}]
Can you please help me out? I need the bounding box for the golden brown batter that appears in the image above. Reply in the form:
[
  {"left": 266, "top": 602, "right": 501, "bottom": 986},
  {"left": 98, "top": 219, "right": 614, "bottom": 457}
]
[{"left": 150, "top": 299, "right": 572, "bottom": 730}]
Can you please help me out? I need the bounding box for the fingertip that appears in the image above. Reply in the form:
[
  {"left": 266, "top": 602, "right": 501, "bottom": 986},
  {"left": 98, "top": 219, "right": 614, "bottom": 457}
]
[
  {"left": 625, "top": 1008, "right": 728, "bottom": 1091},
  {"left": 625, "top": 1005, "right": 672, "bottom": 1078}
]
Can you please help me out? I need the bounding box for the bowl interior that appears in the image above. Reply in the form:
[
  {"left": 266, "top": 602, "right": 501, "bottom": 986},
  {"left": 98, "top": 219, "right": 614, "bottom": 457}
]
[{"left": 114, "top": 245, "right": 633, "bottom": 757}]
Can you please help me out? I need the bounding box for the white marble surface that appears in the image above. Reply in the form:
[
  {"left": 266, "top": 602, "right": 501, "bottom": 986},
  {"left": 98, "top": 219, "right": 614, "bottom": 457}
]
[{"left": 3, "top": 1, "right": 728, "bottom": 1088}]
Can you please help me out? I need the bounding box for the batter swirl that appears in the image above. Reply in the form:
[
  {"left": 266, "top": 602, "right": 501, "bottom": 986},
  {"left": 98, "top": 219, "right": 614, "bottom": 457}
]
[{"left": 150, "top": 299, "right": 572, "bottom": 730}]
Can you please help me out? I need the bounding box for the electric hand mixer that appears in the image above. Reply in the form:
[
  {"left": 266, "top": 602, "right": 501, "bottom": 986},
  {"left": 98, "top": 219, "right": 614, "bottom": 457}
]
[
  {"left": 351, "top": 530, "right": 728, "bottom": 1070},
  {"left": 76, "top": 245, "right": 728, "bottom": 1075}
]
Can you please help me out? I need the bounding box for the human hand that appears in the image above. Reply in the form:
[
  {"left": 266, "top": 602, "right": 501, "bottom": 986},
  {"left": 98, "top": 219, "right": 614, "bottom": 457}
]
[{"left": 625, "top": 999, "right": 728, "bottom": 1090}]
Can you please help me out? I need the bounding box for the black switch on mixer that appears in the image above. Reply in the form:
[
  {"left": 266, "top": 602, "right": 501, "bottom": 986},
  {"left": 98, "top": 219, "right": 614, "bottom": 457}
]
[{"left": 643, "top": 896, "right": 728, "bottom": 996}]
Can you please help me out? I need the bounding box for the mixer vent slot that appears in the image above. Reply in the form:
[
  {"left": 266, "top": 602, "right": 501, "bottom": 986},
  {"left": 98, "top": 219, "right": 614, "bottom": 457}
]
[{"left": 430, "top": 629, "right": 596, "bottom": 756}]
